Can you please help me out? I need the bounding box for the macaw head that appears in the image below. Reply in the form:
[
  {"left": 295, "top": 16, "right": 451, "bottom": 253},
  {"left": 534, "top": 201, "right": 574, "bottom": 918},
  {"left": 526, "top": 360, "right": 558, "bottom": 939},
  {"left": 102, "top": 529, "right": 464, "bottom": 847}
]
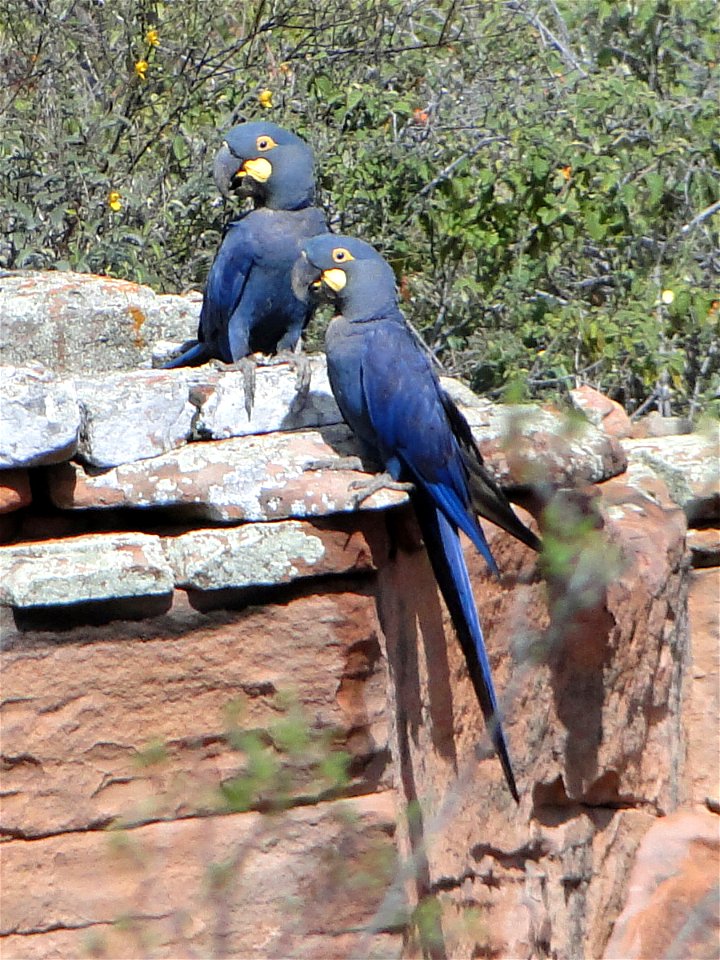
[
  {"left": 213, "top": 122, "right": 316, "bottom": 210},
  {"left": 292, "top": 235, "right": 398, "bottom": 322}
]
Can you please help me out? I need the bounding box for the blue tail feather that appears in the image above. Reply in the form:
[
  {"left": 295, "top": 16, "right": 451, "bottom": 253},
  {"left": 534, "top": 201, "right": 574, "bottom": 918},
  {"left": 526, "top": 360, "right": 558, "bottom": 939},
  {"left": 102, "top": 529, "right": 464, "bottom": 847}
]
[{"left": 413, "top": 489, "right": 519, "bottom": 802}]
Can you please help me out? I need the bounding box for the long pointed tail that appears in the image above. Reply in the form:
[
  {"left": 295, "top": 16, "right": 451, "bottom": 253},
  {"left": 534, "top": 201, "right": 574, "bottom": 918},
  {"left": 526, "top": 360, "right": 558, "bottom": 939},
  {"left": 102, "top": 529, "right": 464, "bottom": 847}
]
[
  {"left": 162, "top": 341, "right": 211, "bottom": 369},
  {"left": 414, "top": 489, "right": 519, "bottom": 802}
]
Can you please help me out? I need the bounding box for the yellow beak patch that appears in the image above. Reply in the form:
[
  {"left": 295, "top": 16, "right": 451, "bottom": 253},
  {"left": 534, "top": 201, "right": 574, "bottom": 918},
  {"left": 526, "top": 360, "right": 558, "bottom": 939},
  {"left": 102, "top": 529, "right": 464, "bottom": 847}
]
[
  {"left": 321, "top": 268, "right": 347, "bottom": 292},
  {"left": 238, "top": 157, "right": 272, "bottom": 183}
]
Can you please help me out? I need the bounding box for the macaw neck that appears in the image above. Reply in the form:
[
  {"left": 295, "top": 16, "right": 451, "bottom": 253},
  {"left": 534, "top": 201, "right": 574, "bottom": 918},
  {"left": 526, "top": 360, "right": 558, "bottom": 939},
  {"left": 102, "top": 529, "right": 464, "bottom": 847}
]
[
  {"left": 261, "top": 188, "right": 315, "bottom": 211},
  {"left": 341, "top": 300, "right": 405, "bottom": 325}
]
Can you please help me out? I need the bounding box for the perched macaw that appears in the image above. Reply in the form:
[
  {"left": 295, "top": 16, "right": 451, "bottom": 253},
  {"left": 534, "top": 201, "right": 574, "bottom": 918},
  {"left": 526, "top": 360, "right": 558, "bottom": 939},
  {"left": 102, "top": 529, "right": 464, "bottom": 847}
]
[
  {"left": 165, "top": 122, "right": 328, "bottom": 368},
  {"left": 292, "top": 235, "right": 541, "bottom": 801}
]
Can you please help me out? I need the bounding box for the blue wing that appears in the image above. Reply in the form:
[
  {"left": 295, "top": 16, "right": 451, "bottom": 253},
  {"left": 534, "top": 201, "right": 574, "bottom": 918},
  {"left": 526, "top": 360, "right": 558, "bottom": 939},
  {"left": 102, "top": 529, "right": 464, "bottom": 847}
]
[
  {"left": 163, "top": 217, "right": 255, "bottom": 368},
  {"left": 200, "top": 218, "right": 257, "bottom": 362},
  {"left": 360, "top": 319, "right": 500, "bottom": 573}
]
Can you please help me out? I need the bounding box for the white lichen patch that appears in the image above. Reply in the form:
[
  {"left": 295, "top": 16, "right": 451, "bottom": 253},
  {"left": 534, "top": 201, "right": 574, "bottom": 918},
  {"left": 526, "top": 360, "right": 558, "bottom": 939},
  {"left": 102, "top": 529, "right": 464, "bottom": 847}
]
[
  {"left": 0, "top": 533, "right": 173, "bottom": 607},
  {"left": 163, "top": 521, "right": 326, "bottom": 590}
]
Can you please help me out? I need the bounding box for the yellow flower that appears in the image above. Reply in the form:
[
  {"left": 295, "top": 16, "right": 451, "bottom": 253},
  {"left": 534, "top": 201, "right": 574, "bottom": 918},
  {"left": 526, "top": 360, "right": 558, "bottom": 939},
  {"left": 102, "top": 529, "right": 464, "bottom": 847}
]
[
  {"left": 134, "top": 59, "right": 149, "bottom": 81},
  {"left": 258, "top": 89, "right": 273, "bottom": 109},
  {"left": 145, "top": 28, "right": 160, "bottom": 47},
  {"left": 108, "top": 191, "right": 122, "bottom": 212},
  {"left": 661, "top": 289, "right": 675, "bottom": 305},
  {"left": 560, "top": 164, "right": 572, "bottom": 180}
]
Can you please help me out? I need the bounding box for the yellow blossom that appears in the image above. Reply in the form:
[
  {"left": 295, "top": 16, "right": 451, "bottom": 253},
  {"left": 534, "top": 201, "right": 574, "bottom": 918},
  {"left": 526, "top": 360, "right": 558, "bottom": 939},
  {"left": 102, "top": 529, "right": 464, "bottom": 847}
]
[
  {"left": 134, "top": 59, "right": 149, "bottom": 81},
  {"left": 661, "top": 289, "right": 675, "bottom": 305},
  {"left": 560, "top": 164, "right": 572, "bottom": 180},
  {"left": 108, "top": 191, "right": 122, "bottom": 212},
  {"left": 258, "top": 89, "right": 273, "bottom": 108},
  {"left": 145, "top": 28, "right": 160, "bottom": 47}
]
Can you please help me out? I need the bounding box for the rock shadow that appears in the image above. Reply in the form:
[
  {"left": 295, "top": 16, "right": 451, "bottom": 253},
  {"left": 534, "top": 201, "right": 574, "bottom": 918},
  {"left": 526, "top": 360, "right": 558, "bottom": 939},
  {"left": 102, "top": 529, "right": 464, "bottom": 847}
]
[{"left": 372, "top": 508, "right": 460, "bottom": 959}]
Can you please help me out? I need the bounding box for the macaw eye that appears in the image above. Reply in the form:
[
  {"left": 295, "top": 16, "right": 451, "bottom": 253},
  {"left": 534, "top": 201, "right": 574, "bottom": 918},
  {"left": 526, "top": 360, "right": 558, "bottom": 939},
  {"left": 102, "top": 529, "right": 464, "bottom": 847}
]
[
  {"left": 332, "top": 247, "right": 354, "bottom": 263},
  {"left": 256, "top": 135, "right": 277, "bottom": 151}
]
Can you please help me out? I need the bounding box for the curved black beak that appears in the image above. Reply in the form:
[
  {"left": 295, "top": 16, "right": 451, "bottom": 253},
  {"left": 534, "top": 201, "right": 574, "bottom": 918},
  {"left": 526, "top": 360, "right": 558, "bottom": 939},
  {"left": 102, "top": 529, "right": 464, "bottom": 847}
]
[
  {"left": 213, "top": 142, "right": 242, "bottom": 197},
  {"left": 291, "top": 251, "right": 322, "bottom": 302}
]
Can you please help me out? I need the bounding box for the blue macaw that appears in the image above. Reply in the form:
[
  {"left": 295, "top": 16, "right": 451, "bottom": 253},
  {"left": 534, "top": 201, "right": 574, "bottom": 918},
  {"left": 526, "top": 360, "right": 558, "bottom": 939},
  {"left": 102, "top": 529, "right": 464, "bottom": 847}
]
[
  {"left": 292, "top": 235, "right": 541, "bottom": 801},
  {"left": 165, "top": 122, "right": 328, "bottom": 368}
]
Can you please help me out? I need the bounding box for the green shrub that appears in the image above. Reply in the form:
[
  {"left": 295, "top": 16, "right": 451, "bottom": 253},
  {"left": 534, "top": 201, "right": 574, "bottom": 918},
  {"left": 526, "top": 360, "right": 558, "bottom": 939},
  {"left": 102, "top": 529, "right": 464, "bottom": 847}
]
[{"left": 1, "top": 0, "right": 718, "bottom": 413}]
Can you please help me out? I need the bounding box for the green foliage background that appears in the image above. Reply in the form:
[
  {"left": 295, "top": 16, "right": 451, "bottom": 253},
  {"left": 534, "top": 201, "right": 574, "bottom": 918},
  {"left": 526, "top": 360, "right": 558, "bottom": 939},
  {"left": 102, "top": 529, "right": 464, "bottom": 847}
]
[{"left": 1, "top": 0, "right": 718, "bottom": 414}]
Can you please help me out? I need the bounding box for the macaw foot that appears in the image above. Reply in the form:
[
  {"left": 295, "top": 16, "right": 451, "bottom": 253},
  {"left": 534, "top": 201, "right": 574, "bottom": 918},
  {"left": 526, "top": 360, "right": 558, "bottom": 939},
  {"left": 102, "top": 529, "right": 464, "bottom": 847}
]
[
  {"left": 218, "top": 356, "right": 258, "bottom": 418},
  {"left": 348, "top": 473, "right": 415, "bottom": 508}
]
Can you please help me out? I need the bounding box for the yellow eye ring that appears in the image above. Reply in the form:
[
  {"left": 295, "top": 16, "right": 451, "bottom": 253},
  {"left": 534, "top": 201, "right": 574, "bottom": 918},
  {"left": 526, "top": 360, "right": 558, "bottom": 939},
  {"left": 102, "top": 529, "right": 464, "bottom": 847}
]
[
  {"left": 255, "top": 134, "right": 277, "bottom": 151},
  {"left": 332, "top": 247, "right": 354, "bottom": 263}
]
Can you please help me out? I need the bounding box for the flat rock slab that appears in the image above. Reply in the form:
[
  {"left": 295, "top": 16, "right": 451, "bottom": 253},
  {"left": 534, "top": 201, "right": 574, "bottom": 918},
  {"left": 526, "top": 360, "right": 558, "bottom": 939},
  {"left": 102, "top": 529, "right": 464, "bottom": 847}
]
[
  {"left": 622, "top": 430, "right": 719, "bottom": 521},
  {"left": 442, "top": 378, "right": 627, "bottom": 486},
  {"left": 164, "top": 518, "right": 377, "bottom": 591},
  {"left": 0, "top": 270, "right": 201, "bottom": 375},
  {"left": 51, "top": 359, "right": 341, "bottom": 470},
  {"left": 0, "top": 532, "right": 173, "bottom": 607},
  {"left": 0, "top": 518, "right": 384, "bottom": 609},
  {"left": 0, "top": 366, "right": 80, "bottom": 468},
  {"left": 75, "top": 370, "right": 197, "bottom": 468},
  {"left": 189, "top": 356, "right": 342, "bottom": 440},
  {"left": 47, "top": 424, "right": 408, "bottom": 520}
]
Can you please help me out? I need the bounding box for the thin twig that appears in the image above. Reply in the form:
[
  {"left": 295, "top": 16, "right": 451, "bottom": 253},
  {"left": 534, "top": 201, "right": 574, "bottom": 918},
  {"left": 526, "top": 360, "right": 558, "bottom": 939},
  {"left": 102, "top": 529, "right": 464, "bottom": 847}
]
[
  {"left": 630, "top": 389, "right": 659, "bottom": 420},
  {"left": 417, "top": 138, "right": 502, "bottom": 198},
  {"left": 680, "top": 199, "right": 720, "bottom": 235},
  {"left": 507, "top": 0, "right": 589, "bottom": 78}
]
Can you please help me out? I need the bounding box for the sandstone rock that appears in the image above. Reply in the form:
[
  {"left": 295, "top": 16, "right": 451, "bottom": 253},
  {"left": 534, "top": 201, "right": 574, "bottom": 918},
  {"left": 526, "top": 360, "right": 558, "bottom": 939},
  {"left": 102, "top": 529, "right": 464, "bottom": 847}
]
[
  {"left": 75, "top": 369, "right": 196, "bottom": 468},
  {"left": 0, "top": 532, "right": 173, "bottom": 607},
  {"left": 686, "top": 527, "right": 720, "bottom": 568},
  {"left": 0, "top": 365, "right": 80, "bottom": 468},
  {"left": 163, "top": 517, "right": 378, "bottom": 590},
  {"left": 47, "top": 424, "right": 408, "bottom": 520},
  {"left": 442, "top": 377, "right": 627, "bottom": 486},
  {"left": 191, "top": 356, "right": 342, "bottom": 439},
  {"left": 683, "top": 567, "right": 720, "bottom": 806},
  {"left": 8, "top": 358, "right": 340, "bottom": 472},
  {"left": 0, "top": 793, "right": 401, "bottom": 960},
  {"left": 604, "top": 807, "right": 720, "bottom": 960},
  {"left": 539, "top": 469, "right": 688, "bottom": 809},
  {"left": 0, "top": 270, "right": 201, "bottom": 375},
  {"left": 622, "top": 429, "right": 720, "bottom": 522},
  {"left": 632, "top": 410, "right": 693, "bottom": 438},
  {"left": 0, "top": 517, "right": 382, "bottom": 608},
  {"left": 569, "top": 384, "right": 634, "bottom": 439},
  {"left": 0, "top": 469, "right": 31, "bottom": 514},
  {"left": 1, "top": 587, "right": 391, "bottom": 838}
]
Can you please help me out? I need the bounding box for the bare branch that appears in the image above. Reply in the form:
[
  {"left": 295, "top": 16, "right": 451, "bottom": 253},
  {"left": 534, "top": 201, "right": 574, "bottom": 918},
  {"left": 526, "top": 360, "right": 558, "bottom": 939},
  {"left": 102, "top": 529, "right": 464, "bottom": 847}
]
[
  {"left": 417, "top": 137, "right": 503, "bottom": 198},
  {"left": 680, "top": 199, "right": 720, "bottom": 235},
  {"left": 507, "top": 0, "right": 589, "bottom": 78}
]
